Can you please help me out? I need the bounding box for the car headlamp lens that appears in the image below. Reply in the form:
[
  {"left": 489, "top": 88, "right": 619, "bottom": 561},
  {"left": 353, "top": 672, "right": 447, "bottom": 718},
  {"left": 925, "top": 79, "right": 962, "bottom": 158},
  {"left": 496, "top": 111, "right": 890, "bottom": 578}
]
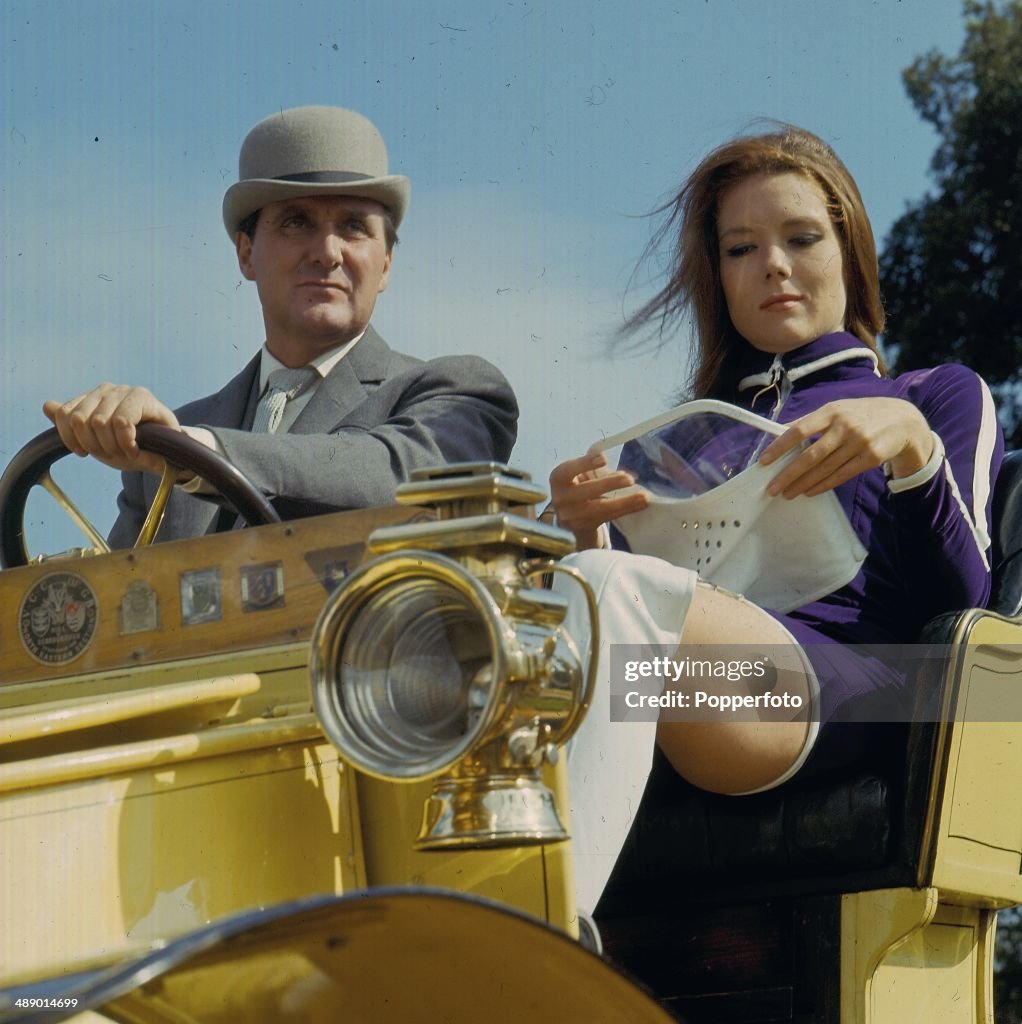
[
  {"left": 311, "top": 553, "right": 507, "bottom": 780},
  {"left": 340, "top": 579, "right": 490, "bottom": 751}
]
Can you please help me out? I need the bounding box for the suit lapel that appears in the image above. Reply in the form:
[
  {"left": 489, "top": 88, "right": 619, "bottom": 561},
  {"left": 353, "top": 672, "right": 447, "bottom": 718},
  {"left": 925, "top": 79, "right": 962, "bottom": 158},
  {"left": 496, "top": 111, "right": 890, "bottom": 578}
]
[
  {"left": 291, "top": 326, "right": 392, "bottom": 434},
  {"left": 200, "top": 353, "right": 262, "bottom": 430},
  {"left": 174, "top": 352, "right": 261, "bottom": 430}
]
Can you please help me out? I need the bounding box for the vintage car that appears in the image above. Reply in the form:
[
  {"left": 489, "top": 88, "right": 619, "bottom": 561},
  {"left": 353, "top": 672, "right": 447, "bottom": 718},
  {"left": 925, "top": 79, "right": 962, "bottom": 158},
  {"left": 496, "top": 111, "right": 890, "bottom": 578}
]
[{"left": 0, "top": 425, "right": 1020, "bottom": 1023}]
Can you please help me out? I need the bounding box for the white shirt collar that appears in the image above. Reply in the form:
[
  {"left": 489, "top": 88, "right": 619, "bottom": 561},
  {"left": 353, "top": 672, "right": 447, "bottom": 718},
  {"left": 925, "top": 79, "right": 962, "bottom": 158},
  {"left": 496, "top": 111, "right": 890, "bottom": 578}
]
[
  {"left": 737, "top": 345, "right": 880, "bottom": 392},
  {"left": 258, "top": 328, "right": 368, "bottom": 391}
]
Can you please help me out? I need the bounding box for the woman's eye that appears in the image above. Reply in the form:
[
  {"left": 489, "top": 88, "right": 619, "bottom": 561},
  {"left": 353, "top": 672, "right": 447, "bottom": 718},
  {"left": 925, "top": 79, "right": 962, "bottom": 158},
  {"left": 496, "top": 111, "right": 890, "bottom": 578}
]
[
  {"left": 726, "top": 244, "right": 754, "bottom": 258},
  {"left": 791, "top": 234, "right": 821, "bottom": 247}
]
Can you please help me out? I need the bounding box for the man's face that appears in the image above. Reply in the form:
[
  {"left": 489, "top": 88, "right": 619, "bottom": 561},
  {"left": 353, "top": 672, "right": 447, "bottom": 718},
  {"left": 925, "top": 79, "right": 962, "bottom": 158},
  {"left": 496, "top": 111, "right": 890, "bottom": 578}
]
[{"left": 236, "top": 195, "right": 393, "bottom": 363}]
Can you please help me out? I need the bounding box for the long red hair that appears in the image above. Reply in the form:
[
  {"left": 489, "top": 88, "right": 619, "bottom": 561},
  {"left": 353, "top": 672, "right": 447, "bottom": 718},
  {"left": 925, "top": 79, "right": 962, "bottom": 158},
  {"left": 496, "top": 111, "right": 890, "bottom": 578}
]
[{"left": 625, "top": 124, "right": 886, "bottom": 398}]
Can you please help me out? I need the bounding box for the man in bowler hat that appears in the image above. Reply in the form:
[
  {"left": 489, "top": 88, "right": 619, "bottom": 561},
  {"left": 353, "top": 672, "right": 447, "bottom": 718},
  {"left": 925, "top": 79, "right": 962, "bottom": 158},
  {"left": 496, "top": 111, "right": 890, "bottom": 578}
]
[{"left": 44, "top": 106, "right": 518, "bottom": 544}]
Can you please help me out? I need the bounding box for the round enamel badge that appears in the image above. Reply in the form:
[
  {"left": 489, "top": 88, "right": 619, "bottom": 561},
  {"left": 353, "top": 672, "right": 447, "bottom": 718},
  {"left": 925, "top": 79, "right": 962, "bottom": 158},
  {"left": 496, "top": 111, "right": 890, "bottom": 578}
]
[{"left": 19, "top": 571, "right": 99, "bottom": 665}]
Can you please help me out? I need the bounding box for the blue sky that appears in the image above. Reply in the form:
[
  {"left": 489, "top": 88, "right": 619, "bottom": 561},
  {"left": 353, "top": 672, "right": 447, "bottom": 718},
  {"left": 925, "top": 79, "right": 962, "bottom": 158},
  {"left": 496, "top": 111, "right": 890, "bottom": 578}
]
[{"left": 1, "top": 0, "right": 968, "bottom": 551}]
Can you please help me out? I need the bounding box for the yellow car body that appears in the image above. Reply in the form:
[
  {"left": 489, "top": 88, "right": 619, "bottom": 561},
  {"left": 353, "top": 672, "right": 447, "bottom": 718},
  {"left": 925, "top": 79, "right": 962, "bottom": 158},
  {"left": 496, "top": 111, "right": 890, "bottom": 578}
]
[{"left": 0, "top": 508, "right": 576, "bottom": 985}]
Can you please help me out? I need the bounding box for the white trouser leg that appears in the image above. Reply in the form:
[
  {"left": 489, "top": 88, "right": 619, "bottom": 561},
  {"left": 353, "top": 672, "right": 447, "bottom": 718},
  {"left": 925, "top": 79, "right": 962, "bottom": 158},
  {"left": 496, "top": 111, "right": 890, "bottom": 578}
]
[{"left": 554, "top": 549, "right": 697, "bottom": 914}]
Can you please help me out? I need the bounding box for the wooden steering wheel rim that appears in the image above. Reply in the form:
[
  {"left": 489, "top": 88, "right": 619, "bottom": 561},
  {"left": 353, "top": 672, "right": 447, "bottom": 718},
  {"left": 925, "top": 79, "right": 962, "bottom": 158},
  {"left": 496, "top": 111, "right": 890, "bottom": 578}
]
[{"left": 0, "top": 423, "right": 281, "bottom": 568}]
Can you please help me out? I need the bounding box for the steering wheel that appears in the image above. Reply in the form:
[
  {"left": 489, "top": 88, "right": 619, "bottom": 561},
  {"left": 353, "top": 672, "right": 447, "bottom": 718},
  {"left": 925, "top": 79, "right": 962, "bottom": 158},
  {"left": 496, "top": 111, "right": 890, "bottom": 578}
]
[{"left": 0, "top": 423, "right": 281, "bottom": 569}]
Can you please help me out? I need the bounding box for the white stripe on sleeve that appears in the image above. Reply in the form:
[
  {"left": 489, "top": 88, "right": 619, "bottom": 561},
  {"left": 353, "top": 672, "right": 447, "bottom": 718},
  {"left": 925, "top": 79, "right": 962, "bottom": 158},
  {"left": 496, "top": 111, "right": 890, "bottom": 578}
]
[{"left": 971, "top": 377, "right": 999, "bottom": 550}]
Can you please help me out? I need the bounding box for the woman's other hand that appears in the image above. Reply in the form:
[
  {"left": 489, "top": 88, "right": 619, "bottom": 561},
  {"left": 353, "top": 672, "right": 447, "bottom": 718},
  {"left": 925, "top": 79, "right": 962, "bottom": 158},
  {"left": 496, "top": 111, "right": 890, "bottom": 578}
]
[
  {"left": 548, "top": 451, "right": 650, "bottom": 550},
  {"left": 759, "top": 397, "right": 934, "bottom": 498}
]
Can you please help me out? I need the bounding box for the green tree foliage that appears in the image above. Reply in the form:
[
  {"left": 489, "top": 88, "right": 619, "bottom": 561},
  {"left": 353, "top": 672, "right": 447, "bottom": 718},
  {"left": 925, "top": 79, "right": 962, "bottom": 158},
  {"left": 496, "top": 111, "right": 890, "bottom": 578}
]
[{"left": 879, "top": 0, "right": 1022, "bottom": 442}]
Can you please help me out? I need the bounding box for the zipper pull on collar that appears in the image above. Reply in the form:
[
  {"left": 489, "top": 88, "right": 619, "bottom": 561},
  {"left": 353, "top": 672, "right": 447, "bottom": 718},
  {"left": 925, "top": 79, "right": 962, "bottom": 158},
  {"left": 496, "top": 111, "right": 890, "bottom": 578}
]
[{"left": 750, "top": 353, "right": 790, "bottom": 419}]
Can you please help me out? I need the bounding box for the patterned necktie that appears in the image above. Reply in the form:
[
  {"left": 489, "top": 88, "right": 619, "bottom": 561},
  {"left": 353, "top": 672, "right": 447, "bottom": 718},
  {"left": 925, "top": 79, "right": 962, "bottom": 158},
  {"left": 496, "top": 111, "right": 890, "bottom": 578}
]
[{"left": 251, "top": 366, "right": 318, "bottom": 434}]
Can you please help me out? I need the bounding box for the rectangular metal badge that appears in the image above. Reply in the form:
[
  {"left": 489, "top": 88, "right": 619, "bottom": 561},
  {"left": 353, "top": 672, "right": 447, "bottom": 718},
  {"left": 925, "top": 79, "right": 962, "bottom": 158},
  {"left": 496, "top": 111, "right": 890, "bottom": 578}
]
[
  {"left": 180, "top": 568, "right": 223, "bottom": 626},
  {"left": 119, "top": 580, "right": 160, "bottom": 635},
  {"left": 304, "top": 545, "right": 363, "bottom": 594},
  {"left": 240, "top": 561, "right": 285, "bottom": 612}
]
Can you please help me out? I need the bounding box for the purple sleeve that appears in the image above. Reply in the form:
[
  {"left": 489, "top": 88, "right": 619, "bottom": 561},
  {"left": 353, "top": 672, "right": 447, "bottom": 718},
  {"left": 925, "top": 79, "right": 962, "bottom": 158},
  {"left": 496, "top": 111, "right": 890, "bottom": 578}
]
[{"left": 890, "top": 365, "right": 1004, "bottom": 610}]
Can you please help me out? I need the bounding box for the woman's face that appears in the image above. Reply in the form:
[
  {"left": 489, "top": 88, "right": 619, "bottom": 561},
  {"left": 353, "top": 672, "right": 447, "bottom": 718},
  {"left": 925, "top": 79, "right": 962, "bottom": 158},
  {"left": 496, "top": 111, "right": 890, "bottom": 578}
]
[{"left": 717, "top": 171, "right": 848, "bottom": 354}]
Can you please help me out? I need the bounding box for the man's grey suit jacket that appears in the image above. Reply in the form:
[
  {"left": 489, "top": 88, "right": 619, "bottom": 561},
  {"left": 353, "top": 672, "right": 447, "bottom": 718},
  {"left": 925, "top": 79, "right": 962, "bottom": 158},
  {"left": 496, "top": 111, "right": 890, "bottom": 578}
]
[{"left": 107, "top": 327, "right": 518, "bottom": 547}]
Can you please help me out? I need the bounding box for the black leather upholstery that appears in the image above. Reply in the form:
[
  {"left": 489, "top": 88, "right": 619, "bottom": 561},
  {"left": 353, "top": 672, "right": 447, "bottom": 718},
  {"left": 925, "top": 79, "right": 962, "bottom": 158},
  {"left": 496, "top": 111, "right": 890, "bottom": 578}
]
[{"left": 987, "top": 449, "right": 1022, "bottom": 617}]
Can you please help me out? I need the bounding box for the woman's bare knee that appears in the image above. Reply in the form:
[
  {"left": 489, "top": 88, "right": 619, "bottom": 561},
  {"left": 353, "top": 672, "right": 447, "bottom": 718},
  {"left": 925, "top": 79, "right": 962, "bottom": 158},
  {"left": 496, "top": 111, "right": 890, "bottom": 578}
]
[
  {"left": 655, "top": 581, "right": 814, "bottom": 794},
  {"left": 657, "top": 718, "right": 810, "bottom": 794}
]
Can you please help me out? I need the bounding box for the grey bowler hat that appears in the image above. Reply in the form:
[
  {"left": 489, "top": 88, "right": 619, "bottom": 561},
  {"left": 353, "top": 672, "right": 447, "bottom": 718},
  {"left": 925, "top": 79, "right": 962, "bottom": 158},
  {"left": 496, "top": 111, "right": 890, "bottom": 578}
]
[{"left": 222, "top": 105, "right": 410, "bottom": 238}]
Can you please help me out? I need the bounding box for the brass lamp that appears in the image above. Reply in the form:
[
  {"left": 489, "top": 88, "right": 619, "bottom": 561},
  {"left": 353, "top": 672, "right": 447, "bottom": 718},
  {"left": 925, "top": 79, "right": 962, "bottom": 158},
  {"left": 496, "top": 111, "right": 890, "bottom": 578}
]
[{"left": 309, "top": 463, "right": 597, "bottom": 850}]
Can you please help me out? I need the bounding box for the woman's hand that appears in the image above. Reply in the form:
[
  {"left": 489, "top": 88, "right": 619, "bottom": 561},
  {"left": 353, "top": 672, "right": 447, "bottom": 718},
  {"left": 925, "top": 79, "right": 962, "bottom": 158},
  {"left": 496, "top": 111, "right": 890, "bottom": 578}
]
[
  {"left": 759, "top": 397, "right": 934, "bottom": 498},
  {"left": 548, "top": 451, "right": 649, "bottom": 550}
]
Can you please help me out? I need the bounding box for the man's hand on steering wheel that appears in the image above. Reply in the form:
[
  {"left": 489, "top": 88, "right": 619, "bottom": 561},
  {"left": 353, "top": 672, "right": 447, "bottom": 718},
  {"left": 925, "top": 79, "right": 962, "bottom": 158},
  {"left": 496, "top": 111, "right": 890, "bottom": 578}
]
[
  {"left": 43, "top": 384, "right": 187, "bottom": 478},
  {"left": 0, "top": 418, "right": 282, "bottom": 568}
]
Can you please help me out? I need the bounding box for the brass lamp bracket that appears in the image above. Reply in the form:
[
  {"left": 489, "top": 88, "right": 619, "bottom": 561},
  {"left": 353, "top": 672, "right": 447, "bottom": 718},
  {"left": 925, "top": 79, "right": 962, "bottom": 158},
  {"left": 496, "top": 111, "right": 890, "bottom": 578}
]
[
  {"left": 367, "top": 462, "right": 576, "bottom": 563},
  {"left": 310, "top": 463, "right": 598, "bottom": 851}
]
